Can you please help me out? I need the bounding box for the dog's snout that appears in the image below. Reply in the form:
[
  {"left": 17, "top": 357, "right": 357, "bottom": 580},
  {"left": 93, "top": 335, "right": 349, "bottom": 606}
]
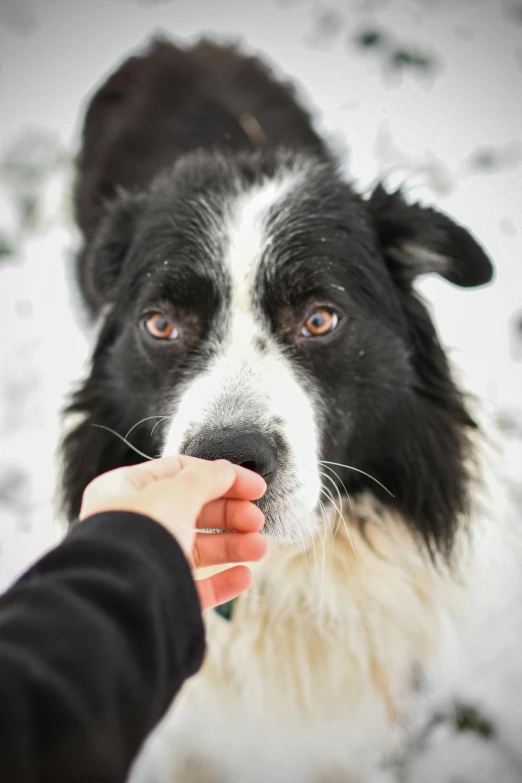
[{"left": 184, "top": 429, "right": 278, "bottom": 484}]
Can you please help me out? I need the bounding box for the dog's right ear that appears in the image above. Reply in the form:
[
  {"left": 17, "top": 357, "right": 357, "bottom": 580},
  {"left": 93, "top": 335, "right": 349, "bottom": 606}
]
[{"left": 78, "top": 191, "right": 144, "bottom": 316}]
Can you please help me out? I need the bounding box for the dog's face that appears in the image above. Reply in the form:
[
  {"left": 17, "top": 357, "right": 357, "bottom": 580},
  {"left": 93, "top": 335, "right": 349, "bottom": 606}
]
[{"left": 64, "top": 150, "right": 493, "bottom": 554}]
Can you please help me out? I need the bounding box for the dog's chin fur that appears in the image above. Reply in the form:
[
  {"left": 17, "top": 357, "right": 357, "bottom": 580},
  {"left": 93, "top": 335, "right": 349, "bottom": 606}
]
[{"left": 62, "top": 38, "right": 506, "bottom": 783}]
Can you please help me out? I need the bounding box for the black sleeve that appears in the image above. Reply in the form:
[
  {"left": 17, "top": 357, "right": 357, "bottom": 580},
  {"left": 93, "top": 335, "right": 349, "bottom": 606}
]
[{"left": 0, "top": 510, "right": 206, "bottom": 783}]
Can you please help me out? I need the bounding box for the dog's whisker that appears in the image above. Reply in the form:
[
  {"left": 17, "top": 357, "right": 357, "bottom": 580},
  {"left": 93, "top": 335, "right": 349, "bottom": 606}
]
[
  {"left": 324, "top": 468, "right": 357, "bottom": 551},
  {"left": 319, "top": 460, "right": 394, "bottom": 497},
  {"left": 90, "top": 424, "right": 155, "bottom": 460},
  {"left": 325, "top": 472, "right": 354, "bottom": 545},
  {"left": 319, "top": 483, "right": 343, "bottom": 530},
  {"left": 319, "top": 484, "right": 341, "bottom": 529},
  {"left": 338, "top": 510, "right": 368, "bottom": 578},
  {"left": 320, "top": 468, "right": 350, "bottom": 534},
  {"left": 320, "top": 463, "right": 354, "bottom": 514},
  {"left": 319, "top": 527, "right": 325, "bottom": 605},
  {"left": 317, "top": 497, "right": 331, "bottom": 544},
  {"left": 124, "top": 415, "right": 170, "bottom": 441},
  {"left": 320, "top": 471, "right": 345, "bottom": 517},
  {"left": 298, "top": 527, "right": 310, "bottom": 572},
  {"left": 316, "top": 499, "right": 328, "bottom": 603},
  {"left": 318, "top": 482, "right": 338, "bottom": 546},
  {"left": 293, "top": 522, "right": 309, "bottom": 570},
  {"left": 309, "top": 522, "right": 321, "bottom": 588},
  {"left": 151, "top": 416, "right": 172, "bottom": 436},
  {"left": 320, "top": 480, "right": 365, "bottom": 575},
  {"left": 298, "top": 521, "right": 312, "bottom": 572},
  {"left": 320, "top": 489, "right": 343, "bottom": 543}
]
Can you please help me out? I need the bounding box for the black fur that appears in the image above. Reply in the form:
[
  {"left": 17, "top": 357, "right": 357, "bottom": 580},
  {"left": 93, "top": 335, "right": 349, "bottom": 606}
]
[{"left": 63, "top": 39, "right": 493, "bottom": 559}]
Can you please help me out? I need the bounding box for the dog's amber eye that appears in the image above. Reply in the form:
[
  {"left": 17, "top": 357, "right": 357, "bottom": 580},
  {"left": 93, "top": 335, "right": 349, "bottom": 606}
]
[
  {"left": 301, "top": 308, "right": 339, "bottom": 337},
  {"left": 144, "top": 313, "right": 178, "bottom": 340}
]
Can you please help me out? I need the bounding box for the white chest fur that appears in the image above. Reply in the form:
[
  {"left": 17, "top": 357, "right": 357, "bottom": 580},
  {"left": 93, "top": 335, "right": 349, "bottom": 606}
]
[{"left": 130, "top": 494, "right": 491, "bottom": 783}]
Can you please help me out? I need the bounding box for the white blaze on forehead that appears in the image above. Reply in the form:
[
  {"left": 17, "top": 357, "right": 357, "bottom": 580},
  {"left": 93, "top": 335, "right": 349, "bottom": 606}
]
[{"left": 224, "top": 175, "right": 294, "bottom": 316}]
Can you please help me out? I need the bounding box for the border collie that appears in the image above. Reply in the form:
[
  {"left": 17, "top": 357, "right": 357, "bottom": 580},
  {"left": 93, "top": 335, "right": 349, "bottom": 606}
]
[{"left": 62, "top": 39, "right": 500, "bottom": 782}]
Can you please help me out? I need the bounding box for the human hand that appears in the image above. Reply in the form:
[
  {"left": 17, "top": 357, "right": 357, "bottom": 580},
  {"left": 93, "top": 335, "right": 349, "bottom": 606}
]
[{"left": 79, "top": 456, "right": 268, "bottom": 610}]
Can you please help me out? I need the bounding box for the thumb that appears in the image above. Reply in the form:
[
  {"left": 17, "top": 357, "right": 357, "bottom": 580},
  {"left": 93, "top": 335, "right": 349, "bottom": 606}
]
[{"left": 111, "top": 455, "right": 193, "bottom": 492}]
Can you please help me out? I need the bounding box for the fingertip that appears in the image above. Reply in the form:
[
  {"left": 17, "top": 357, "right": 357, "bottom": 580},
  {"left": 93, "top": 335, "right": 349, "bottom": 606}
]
[
  {"left": 253, "top": 480, "right": 267, "bottom": 500},
  {"left": 251, "top": 504, "right": 266, "bottom": 529},
  {"left": 255, "top": 534, "right": 268, "bottom": 559},
  {"left": 238, "top": 501, "right": 265, "bottom": 531},
  {"left": 243, "top": 532, "right": 268, "bottom": 562},
  {"left": 198, "top": 565, "right": 253, "bottom": 610},
  {"left": 249, "top": 471, "right": 268, "bottom": 497},
  {"left": 231, "top": 465, "right": 268, "bottom": 499},
  {"left": 229, "top": 564, "right": 253, "bottom": 590}
]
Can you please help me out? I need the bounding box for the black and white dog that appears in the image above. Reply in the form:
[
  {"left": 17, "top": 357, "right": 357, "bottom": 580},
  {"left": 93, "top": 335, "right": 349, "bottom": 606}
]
[{"left": 63, "top": 39, "right": 499, "bottom": 782}]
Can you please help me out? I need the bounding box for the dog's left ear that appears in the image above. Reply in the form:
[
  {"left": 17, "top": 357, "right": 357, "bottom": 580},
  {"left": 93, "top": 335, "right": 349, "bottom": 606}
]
[
  {"left": 366, "top": 185, "right": 494, "bottom": 288},
  {"left": 77, "top": 191, "right": 144, "bottom": 316}
]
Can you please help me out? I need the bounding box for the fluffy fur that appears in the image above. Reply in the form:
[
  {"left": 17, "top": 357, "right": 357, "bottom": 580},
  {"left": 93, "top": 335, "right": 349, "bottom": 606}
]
[{"left": 62, "top": 39, "right": 499, "bottom": 782}]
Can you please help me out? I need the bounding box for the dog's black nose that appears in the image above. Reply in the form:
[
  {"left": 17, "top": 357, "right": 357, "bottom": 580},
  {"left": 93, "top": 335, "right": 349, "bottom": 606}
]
[{"left": 184, "top": 429, "right": 278, "bottom": 484}]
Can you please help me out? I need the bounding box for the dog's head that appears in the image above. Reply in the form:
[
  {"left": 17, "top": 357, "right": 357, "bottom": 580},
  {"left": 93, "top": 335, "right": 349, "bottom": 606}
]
[{"left": 63, "top": 149, "right": 493, "bottom": 556}]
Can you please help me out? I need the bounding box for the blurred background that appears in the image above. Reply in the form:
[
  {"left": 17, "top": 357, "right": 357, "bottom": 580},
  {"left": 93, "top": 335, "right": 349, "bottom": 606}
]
[{"left": 0, "top": 0, "right": 521, "bottom": 777}]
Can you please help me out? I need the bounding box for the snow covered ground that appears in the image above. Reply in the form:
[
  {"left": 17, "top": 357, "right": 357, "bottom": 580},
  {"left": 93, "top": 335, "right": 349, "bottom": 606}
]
[{"left": 0, "top": 0, "right": 521, "bottom": 779}]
